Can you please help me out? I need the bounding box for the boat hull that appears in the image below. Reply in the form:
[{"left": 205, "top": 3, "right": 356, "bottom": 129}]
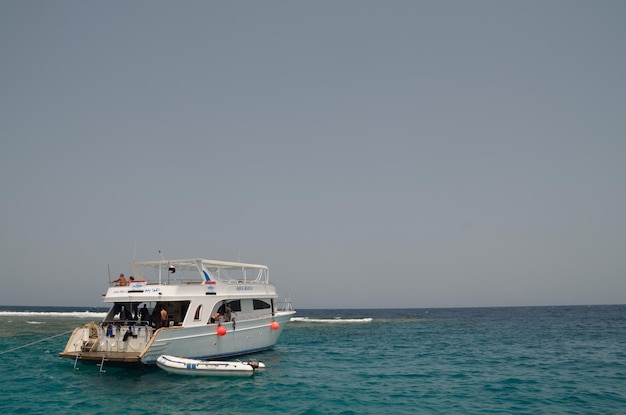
[
  {"left": 140, "top": 311, "right": 293, "bottom": 364},
  {"left": 60, "top": 311, "right": 294, "bottom": 366}
]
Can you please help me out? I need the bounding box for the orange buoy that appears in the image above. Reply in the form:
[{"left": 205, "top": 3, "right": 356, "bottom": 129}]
[
  {"left": 217, "top": 325, "right": 227, "bottom": 336},
  {"left": 270, "top": 321, "right": 280, "bottom": 331}
]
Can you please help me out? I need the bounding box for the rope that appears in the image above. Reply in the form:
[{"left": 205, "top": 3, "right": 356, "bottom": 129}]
[{"left": 0, "top": 330, "right": 74, "bottom": 355}]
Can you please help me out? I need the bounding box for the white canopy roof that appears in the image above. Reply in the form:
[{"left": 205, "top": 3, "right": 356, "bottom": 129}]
[{"left": 130, "top": 258, "right": 268, "bottom": 271}]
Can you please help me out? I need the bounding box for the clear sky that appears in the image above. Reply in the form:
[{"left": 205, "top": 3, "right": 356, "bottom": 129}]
[{"left": 1, "top": 1, "right": 625, "bottom": 309}]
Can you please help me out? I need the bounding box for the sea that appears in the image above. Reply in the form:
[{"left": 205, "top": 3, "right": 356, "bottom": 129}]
[{"left": 1, "top": 305, "right": 625, "bottom": 415}]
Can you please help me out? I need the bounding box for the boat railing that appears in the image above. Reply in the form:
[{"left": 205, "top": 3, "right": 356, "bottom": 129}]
[
  {"left": 108, "top": 277, "right": 270, "bottom": 287},
  {"left": 108, "top": 279, "right": 202, "bottom": 287},
  {"left": 277, "top": 296, "right": 294, "bottom": 311},
  {"left": 213, "top": 311, "right": 274, "bottom": 325},
  {"left": 222, "top": 278, "right": 266, "bottom": 285}
]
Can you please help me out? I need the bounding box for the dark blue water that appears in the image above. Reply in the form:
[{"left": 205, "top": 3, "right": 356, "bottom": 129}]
[{"left": 1, "top": 305, "right": 625, "bottom": 414}]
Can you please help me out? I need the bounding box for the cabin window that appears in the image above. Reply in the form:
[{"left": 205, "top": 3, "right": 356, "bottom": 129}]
[
  {"left": 228, "top": 300, "right": 242, "bottom": 312},
  {"left": 194, "top": 305, "right": 202, "bottom": 320},
  {"left": 253, "top": 299, "right": 271, "bottom": 310}
]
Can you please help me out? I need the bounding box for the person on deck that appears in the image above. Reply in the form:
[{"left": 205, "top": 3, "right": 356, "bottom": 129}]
[
  {"left": 139, "top": 304, "right": 150, "bottom": 322},
  {"left": 113, "top": 273, "right": 127, "bottom": 286},
  {"left": 119, "top": 305, "right": 129, "bottom": 320},
  {"left": 160, "top": 306, "right": 169, "bottom": 328},
  {"left": 225, "top": 303, "right": 232, "bottom": 322},
  {"left": 152, "top": 305, "right": 162, "bottom": 327}
]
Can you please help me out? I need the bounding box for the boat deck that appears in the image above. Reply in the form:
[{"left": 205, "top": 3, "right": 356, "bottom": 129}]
[{"left": 59, "top": 351, "right": 142, "bottom": 363}]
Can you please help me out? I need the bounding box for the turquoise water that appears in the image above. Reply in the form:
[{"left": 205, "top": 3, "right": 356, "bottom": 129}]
[{"left": 1, "top": 306, "right": 625, "bottom": 414}]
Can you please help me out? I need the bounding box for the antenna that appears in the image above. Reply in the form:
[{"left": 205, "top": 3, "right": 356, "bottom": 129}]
[{"left": 158, "top": 250, "right": 165, "bottom": 285}]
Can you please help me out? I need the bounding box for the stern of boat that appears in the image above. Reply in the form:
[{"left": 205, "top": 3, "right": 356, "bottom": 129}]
[{"left": 59, "top": 322, "right": 152, "bottom": 366}]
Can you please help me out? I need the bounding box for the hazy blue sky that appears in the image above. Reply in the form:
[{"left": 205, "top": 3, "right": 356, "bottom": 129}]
[{"left": 1, "top": 1, "right": 625, "bottom": 308}]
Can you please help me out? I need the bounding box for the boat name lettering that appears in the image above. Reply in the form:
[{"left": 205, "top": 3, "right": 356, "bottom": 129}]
[
  {"left": 236, "top": 286, "right": 253, "bottom": 291},
  {"left": 144, "top": 287, "right": 161, "bottom": 293}
]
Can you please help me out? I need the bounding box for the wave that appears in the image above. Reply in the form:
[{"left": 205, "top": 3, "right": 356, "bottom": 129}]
[
  {"left": 290, "top": 317, "right": 373, "bottom": 324},
  {"left": 0, "top": 311, "right": 108, "bottom": 318}
]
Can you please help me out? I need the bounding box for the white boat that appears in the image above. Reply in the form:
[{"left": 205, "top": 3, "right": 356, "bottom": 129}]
[
  {"left": 60, "top": 258, "right": 295, "bottom": 369},
  {"left": 156, "top": 354, "right": 265, "bottom": 377}
]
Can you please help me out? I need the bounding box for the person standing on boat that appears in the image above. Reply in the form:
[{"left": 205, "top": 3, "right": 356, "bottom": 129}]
[
  {"left": 160, "top": 306, "right": 168, "bottom": 328},
  {"left": 152, "top": 305, "right": 162, "bottom": 327},
  {"left": 112, "top": 273, "right": 127, "bottom": 286},
  {"left": 139, "top": 304, "right": 150, "bottom": 323},
  {"left": 225, "top": 303, "right": 232, "bottom": 322}
]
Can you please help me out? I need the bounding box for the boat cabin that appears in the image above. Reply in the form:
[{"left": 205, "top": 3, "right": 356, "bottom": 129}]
[{"left": 102, "top": 297, "right": 275, "bottom": 328}]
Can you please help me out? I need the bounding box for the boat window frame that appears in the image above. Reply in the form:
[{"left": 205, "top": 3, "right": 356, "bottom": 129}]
[
  {"left": 253, "top": 299, "right": 271, "bottom": 310},
  {"left": 194, "top": 305, "right": 202, "bottom": 321}
]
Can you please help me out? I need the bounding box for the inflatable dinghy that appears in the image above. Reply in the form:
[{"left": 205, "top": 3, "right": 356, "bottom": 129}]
[{"left": 156, "top": 355, "right": 265, "bottom": 377}]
